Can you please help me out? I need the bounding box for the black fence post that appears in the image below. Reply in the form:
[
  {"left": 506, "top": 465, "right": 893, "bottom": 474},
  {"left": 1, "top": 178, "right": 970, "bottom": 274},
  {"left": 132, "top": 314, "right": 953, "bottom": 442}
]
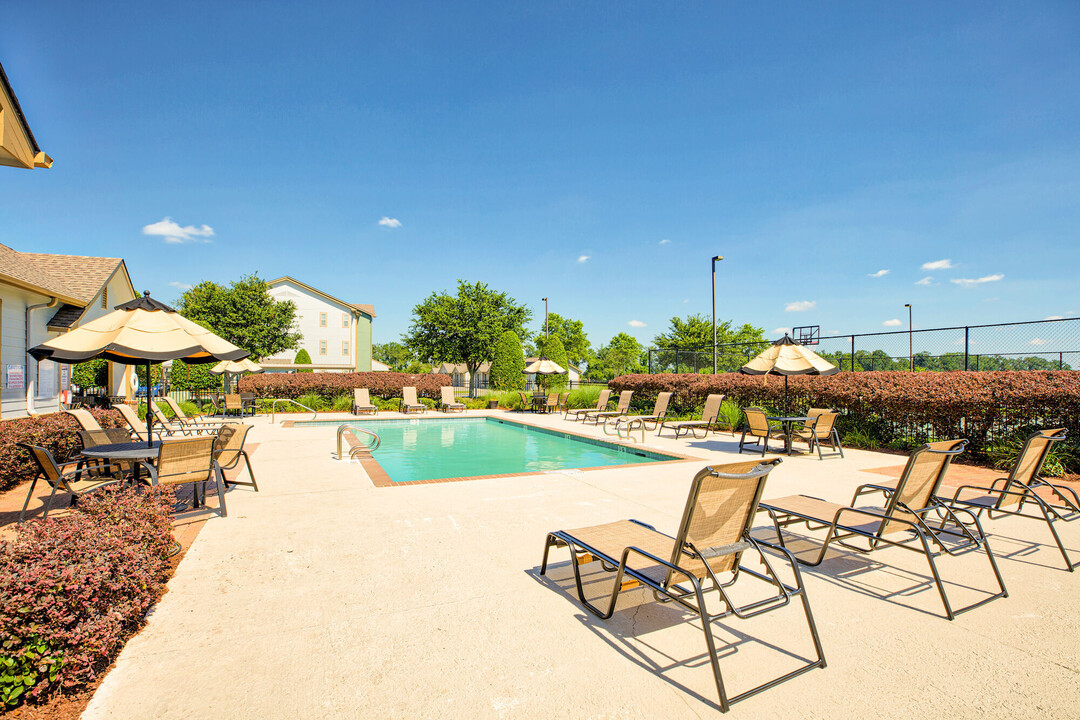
[
  {"left": 964, "top": 327, "right": 969, "bottom": 371},
  {"left": 850, "top": 335, "right": 855, "bottom": 372},
  {"left": 1060, "top": 352, "right": 1064, "bottom": 370}
]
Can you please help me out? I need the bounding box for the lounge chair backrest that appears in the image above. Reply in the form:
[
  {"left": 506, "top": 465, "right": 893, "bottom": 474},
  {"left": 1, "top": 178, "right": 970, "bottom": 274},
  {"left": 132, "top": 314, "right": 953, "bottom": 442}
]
[
  {"left": 998, "top": 428, "right": 1067, "bottom": 509},
  {"left": 441, "top": 386, "right": 456, "bottom": 404},
  {"left": 743, "top": 407, "right": 771, "bottom": 436},
  {"left": 355, "top": 388, "right": 372, "bottom": 406},
  {"left": 811, "top": 412, "right": 838, "bottom": 438},
  {"left": 66, "top": 408, "right": 103, "bottom": 432},
  {"left": 700, "top": 394, "right": 723, "bottom": 423},
  {"left": 403, "top": 387, "right": 419, "bottom": 406},
  {"left": 114, "top": 403, "right": 148, "bottom": 435},
  {"left": 225, "top": 394, "right": 242, "bottom": 411},
  {"left": 595, "top": 389, "right": 611, "bottom": 410},
  {"left": 880, "top": 439, "right": 967, "bottom": 535},
  {"left": 152, "top": 405, "right": 175, "bottom": 428},
  {"left": 652, "top": 392, "right": 672, "bottom": 417},
  {"left": 614, "top": 391, "right": 632, "bottom": 413},
  {"left": 163, "top": 396, "right": 188, "bottom": 421},
  {"left": 213, "top": 424, "right": 251, "bottom": 469},
  {"left": 667, "top": 459, "right": 782, "bottom": 585},
  {"left": 156, "top": 437, "right": 215, "bottom": 486}
]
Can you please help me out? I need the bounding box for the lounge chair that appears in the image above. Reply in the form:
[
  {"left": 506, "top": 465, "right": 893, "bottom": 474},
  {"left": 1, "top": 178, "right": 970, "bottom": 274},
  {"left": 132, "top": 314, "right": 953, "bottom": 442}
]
[
  {"left": 141, "top": 436, "right": 227, "bottom": 517},
  {"left": 113, "top": 402, "right": 163, "bottom": 442},
  {"left": 401, "top": 386, "right": 426, "bottom": 414},
  {"left": 564, "top": 389, "right": 611, "bottom": 422},
  {"left": 738, "top": 407, "right": 789, "bottom": 456},
  {"left": 439, "top": 386, "right": 466, "bottom": 413},
  {"left": 17, "top": 443, "right": 123, "bottom": 521},
  {"left": 602, "top": 392, "right": 672, "bottom": 438},
  {"left": 946, "top": 429, "right": 1079, "bottom": 570},
  {"left": 353, "top": 388, "right": 378, "bottom": 415},
  {"left": 657, "top": 393, "right": 724, "bottom": 439},
  {"left": 541, "top": 459, "right": 826, "bottom": 712},
  {"left": 759, "top": 440, "right": 1008, "bottom": 620},
  {"left": 214, "top": 424, "right": 258, "bottom": 492},
  {"left": 584, "top": 390, "right": 632, "bottom": 425},
  {"left": 65, "top": 407, "right": 109, "bottom": 434},
  {"left": 789, "top": 410, "right": 844, "bottom": 459},
  {"left": 162, "top": 396, "right": 228, "bottom": 430},
  {"left": 152, "top": 404, "right": 217, "bottom": 436}
]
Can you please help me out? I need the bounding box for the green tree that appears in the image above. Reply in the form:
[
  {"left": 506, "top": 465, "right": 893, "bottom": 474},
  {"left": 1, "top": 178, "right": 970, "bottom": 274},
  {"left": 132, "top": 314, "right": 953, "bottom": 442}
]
[
  {"left": 294, "top": 348, "right": 313, "bottom": 373},
  {"left": 176, "top": 274, "right": 301, "bottom": 360},
  {"left": 72, "top": 358, "right": 108, "bottom": 389},
  {"left": 373, "top": 341, "right": 415, "bottom": 371},
  {"left": 489, "top": 330, "right": 526, "bottom": 390},
  {"left": 651, "top": 315, "right": 768, "bottom": 372},
  {"left": 405, "top": 281, "right": 531, "bottom": 396},
  {"left": 168, "top": 359, "right": 219, "bottom": 391},
  {"left": 589, "top": 333, "right": 645, "bottom": 380},
  {"left": 536, "top": 335, "right": 568, "bottom": 391},
  {"left": 539, "top": 313, "right": 591, "bottom": 368}
]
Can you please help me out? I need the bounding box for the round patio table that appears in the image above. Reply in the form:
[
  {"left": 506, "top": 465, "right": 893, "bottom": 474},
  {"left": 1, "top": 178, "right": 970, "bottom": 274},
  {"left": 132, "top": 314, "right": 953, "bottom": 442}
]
[
  {"left": 81, "top": 441, "right": 162, "bottom": 485},
  {"left": 765, "top": 416, "right": 812, "bottom": 455}
]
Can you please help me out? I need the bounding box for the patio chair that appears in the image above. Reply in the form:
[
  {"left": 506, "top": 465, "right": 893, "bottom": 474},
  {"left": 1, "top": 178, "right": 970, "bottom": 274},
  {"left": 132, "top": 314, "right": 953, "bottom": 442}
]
[
  {"left": 544, "top": 392, "right": 559, "bottom": 413},
  {"left": 517, "top": 391, "right": 531, "bottom": 412},
  {"left": 224, "top": 394, "right": 249, "bottom": 418},
  {"left": 789, "top": 411, "right": 844, "bottom": 459},
  {"left": 541, "top": 459, "right": 826, "bottom": 712},
  {"left": 162, "top": 396, "right": 228, "bottom": 430},
  {"left": 759, "top": 440, "right": 1008, "bottom": 620},
  {"left": 17, "top": 443, "right": 123, "bottom": 521},
  {"left": 439, "top": 386, "right": 466, "bottom": 413},
  {"left": 584, "top": 390, "right": 632, "bottom": 425},
  {"left": 213, "top": 424, "right": 258, "bottom": 492},
  {"left": 945, "top": 429, "right": 1079, "bottom": 571},
  {"left": 564, "top": 389, "right": 610, "bottom": 422},
  {"left": 113, "top": 402, "right": 164, "bottom": 442},
  {"left": 738, "top": 407, "right": 788, "bottom": 456},
  {"left": 353, "top": 388, "right": 378, "bottom": 415},
  {"left": 657, "top": 394, "right": 724, "bottom": 439},
  {"left": 556, "top": 392, "right": 570, "bottom": 413},
  {"left": 401, "top": 386, "right": 426, "bottom": 414},
  {"left": 140, "top": 436, "right": 227, "bottom": 518},
  {"left": 603, "top": 391, "right": 672, "bottom": 435}
]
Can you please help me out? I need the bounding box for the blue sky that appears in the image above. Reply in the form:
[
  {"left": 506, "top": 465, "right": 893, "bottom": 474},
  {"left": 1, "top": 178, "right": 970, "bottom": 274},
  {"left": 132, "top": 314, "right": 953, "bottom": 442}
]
[{"left": 3, "top": 1, "right": 1079, "bottom": 354}]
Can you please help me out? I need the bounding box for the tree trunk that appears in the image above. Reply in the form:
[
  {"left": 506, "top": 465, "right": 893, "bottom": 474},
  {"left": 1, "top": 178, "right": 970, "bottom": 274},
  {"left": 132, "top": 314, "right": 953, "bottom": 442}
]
[{"left": 466, "top": 362, "right": 478, "bottom": 398}]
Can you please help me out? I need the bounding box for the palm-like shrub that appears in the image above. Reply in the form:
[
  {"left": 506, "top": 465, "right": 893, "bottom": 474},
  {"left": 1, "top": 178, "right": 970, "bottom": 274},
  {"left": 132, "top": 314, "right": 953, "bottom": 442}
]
[{"left": 489, "top": 330, "right": 525, "bottom": 390}]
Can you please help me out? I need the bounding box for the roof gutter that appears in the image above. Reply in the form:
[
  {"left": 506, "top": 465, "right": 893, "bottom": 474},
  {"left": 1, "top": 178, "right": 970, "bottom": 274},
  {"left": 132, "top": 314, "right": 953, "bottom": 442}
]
[{"left": 26, "top": 296, "right": 59, "bottom": 415}]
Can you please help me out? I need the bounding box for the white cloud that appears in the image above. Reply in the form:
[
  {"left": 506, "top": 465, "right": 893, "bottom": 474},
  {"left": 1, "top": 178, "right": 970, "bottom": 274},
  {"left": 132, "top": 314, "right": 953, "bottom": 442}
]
[
  {"left": 142, "top": 217, "right": 214, "bottom": 244},
  {"left": 1044, "top": 315, "right": 1065, "bottom": 321},
  {"left": 868, "top": 269, "right": 890, "bottom": 278},
  {"left": 682, "top": 299, "right": 689, "bottom": 303},
  {"left": 915, "top": 276, "right": 934, "bottom": 286},
  {"left": 628, "top": 320, "right": 647, "bottom": 328},
  {"left": 377, "top": 216, "right": 402, "bottom": 228},
  {"left": 785, "top": 300, "right": 816, "bottom": 312},
  {"left": 168, "top": 281, "right": 193, "bottom": 290},
  {"left": 1030, "top": 338, "right": 1048, "bottom": 346},
  {"left": 921, "top": 259, "right": 953, "bottom": 271},
  {"left": 951, "top": 273, "right": 1004, "bottom": 288},
  {"left": 882, "top": 318, "right": 903, "bottom": 327},
  {"left": 828, "top": 330, "right": 840, "bottom": 336},
  {"left": 772, "top": 327, "right": 791, "bottom": 336},
  {"left": 658, "top": 238, "right": 671, "bottom": 245},
  {"left": 577, "top": 255, "right": 591, "bottom": 263}
]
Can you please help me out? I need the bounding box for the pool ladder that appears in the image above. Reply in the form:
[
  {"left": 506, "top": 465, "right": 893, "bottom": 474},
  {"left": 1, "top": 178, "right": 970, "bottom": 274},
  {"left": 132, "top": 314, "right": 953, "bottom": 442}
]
[{"left": 336, "top": 423, "right": 381, "bottom": 461}]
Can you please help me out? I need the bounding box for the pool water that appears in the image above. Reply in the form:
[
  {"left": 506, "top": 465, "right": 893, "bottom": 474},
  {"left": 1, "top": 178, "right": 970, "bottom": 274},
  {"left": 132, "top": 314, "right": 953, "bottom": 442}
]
[{"left": 312, "top": 417, "right": 673, "bottom": 483}]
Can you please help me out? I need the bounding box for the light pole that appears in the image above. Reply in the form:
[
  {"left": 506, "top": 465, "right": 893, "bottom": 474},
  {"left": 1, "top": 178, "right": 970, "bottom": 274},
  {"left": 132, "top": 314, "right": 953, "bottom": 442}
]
[
  {"left": 542, "top": 297, "right": 549, "bottom": 344},
  {"left": 904, "top": 303, "right": 913, "bottom": 371},
  {"left": 711, "top": 255, "right": 723, "bottom": 374}
]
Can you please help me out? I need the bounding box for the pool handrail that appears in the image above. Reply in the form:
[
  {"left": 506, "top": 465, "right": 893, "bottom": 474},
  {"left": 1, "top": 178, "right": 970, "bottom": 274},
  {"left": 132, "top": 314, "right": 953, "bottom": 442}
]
[
  {"left": 271, "top": 398, "right": 318, "bottom": 423},
  {"left": 337, "top": 423, "right": 381, "bottom": 460}
]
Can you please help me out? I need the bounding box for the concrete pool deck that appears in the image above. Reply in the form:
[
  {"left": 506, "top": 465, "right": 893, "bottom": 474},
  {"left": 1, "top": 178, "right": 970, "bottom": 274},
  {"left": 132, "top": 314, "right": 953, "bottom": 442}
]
[{"left": 80, "top": 410, "right": 1080, "bottom": 719}]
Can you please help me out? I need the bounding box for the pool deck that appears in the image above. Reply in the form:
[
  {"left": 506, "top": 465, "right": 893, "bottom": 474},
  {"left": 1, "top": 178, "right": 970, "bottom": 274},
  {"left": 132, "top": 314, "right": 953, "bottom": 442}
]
[{"left": 75, "top": 409, "right": 1080, "bottom": 719}]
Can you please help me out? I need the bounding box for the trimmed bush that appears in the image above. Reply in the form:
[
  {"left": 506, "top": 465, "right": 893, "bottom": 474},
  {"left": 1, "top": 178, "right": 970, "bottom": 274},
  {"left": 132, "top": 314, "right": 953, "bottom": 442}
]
[
  {"left": 168, "top": 360, "right": 219, "bottom": 391},
  {"left": 0, "top": 411, "right": 127, "bottom": 494},
  {"left": 71, "top": 359, "right": 107, "bottom": 390},
  {"left": 0, "top": 486, "right": 175, "bottom": 708},
  {"left": 238, "top": 371, "right": 452, "bottom": 401},
  {"left": 294, "top": 349, "right": 313, "bottom": 373},
  {"left": 489, "top": 330, "right": 526, "bottom": 391}
]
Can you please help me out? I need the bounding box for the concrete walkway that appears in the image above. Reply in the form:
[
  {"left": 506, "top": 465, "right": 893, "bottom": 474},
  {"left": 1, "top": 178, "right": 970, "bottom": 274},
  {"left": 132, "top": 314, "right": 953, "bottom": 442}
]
[{"left": 81, "top": 411, "right": 1080, "bottom": 719}]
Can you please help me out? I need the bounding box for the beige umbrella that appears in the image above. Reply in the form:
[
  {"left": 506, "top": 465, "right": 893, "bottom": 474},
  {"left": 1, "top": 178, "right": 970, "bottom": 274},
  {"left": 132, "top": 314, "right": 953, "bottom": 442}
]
[
  {"left": 30, "top": 292, "right": 248, "bottom": 445},
  {"left": 523, "top": 358, "right": 566, "bottom": 375},
  {"left": 210, "top": 358, "right": 263, "bottom": 393},
  {"left": 740, "top": 335, "right": 838, "bottom": 411}
]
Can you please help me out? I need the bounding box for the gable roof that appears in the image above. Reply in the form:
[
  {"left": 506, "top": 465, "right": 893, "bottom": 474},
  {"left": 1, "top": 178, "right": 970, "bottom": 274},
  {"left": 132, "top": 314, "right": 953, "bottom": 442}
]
[
  {"left": 0, "top": 60, "right": 51, "bottom": 169},
  {"left": 267, "top": 276, "right": 376, "bottom": 318},
  {"left": 0, "top": 243, "right": 127, "bottom": 309}
]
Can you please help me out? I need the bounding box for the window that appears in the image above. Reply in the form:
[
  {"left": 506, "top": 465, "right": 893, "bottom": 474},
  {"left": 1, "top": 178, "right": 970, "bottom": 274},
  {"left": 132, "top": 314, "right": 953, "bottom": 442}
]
[
  {"left": 101, "top": 288, "right": 107, "bottom": 309},
  {"left": 342, "top": 340, "right": 349, "bottom": 356},
  {"left": 319, "top": 312, "right": 327, "bottom": 327},
  {"left": 319, "top": 340, "right": 327, "bottom": 355},
  {"left": 342, "top": 313, "right": 349, "bottom": 328}
]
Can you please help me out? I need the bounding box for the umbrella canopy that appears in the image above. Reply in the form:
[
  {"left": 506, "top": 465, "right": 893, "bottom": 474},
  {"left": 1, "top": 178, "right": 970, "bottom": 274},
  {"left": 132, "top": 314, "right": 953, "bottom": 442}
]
[
  {"left": 740, "top": 335, "right": 839, "bottom": 377},
  {"left": 209, "top": 359, "right": 263, "bottom": 375},
  {"left": 30, "top": 291, "right": 248, "bottom": 445},
  {"left": 523, "top": 358, "right": 566, "bottom": 375}
]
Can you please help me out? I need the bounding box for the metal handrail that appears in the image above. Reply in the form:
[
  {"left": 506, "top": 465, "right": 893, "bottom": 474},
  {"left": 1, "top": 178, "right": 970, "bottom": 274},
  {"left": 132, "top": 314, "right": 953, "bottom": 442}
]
[
  {"left": 336, "top": 423, "right": 381, "bottom": 460},
  {"left": 271, "top": 398, "right": 318, "bottom": 423}
]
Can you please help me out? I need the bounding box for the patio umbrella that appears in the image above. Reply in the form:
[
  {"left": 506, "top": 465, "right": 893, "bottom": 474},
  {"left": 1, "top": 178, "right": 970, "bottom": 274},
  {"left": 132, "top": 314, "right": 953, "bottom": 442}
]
[
  {"left": 739, "top": 334, "right": 838, "bottom": 412},
  {"left": 29, "top": 291, "right": 248, "bottom": 445},
  {"left": 523, "top": 358, "right": 566, "bottom": 393},
  {"left": 210, "top": 358, "right": 263, "bottom": 393}
]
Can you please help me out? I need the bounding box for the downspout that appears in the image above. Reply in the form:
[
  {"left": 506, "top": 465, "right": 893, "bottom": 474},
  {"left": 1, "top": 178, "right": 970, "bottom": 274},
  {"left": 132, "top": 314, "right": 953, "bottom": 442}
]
[{"left": 25, "top": 297, "right": 59, "bottom": 415}]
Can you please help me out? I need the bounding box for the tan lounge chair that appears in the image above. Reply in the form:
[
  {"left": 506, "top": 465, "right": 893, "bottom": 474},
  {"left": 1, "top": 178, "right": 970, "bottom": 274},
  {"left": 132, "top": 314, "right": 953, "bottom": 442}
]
[
  {"left": 401, "top": 386, "right": 426, "bottom": 414},
  {"left": 759, "top": 440, "right": 1008, "bottom": 620},
  {"left": 142, "top": 436, "right": 227, "bottom": 517},
  {"left": 541, "top": 459, "right": 825, "bottom": 712},
  {"left": 604, "top": 391, "right": 672, "bottom": 433},
  {"left": 163, "top": 396, "right": 227, "bottom": 429},
  {"left": 657, "top": 393, "right": 724, "bottom": 439},
  {"left": 113, "top": 402, "right": 163, "bottom": 441},
  {"left": 65, "top": 408, "right": 111, "bottom": 434},
  {"left": 789, "top": 411, "right": 844, "bottom": 459},
  {"left": 152, "top": 404, "right": 216, "bottom": 436},
  {"left": 738, "top": 407, "right": 789, "bottom": 455},
  {"left": 439, "top": 386, "right": 466, "bottom": 413},
  {"left": 18, "top": 443, "right": 123, "bottom": 521},
  {"left": 214, "top": 424, "right": 258, "bottom": 492},
  {"left": 353, "top": 388, "right": 378, "bottom": 415},
  {"left": 584, "top": 390, "right": 632, "bottom": 425},
  {"left": 564, "top": 389, "right": 610, "bottom": 422}
]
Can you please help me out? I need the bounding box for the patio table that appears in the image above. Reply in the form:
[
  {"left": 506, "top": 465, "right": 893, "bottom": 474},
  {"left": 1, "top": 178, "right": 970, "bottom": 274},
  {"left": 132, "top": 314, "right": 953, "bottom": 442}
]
[
  {"left": 766, "top": 415, "right": 812, "bottom": 455},
  {"left": 81, "top": 441, "right": 162, "bottom": 485}
]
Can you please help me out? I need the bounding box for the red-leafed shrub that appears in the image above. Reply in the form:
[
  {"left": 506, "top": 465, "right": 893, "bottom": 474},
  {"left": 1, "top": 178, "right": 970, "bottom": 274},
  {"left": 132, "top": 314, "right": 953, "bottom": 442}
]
[
  {"left": 609, "top": 371, "right": 1080, "bottom": 454},
  {"left": 238, "top": 371, "right": 452, "bottom": 400},
  {"left": 0, "top": 410, "right": 127, "bottom": 494},
  {"left": 0, "top": 486, "right": 175, "bottom": 708}
]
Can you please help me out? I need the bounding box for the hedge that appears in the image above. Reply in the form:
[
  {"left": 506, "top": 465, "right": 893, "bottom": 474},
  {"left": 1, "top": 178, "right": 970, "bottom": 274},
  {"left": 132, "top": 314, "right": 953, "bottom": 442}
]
[
  {"left": 0, "top": 486, "right": 175, "bottom": 708},
  {"left": 609, "top": 371, "right": 1080, "bottom": 455},
  {"left": 238, "top": 371, "right": 452, "bottom": 400},
  {"left": 0, "top": 410, "right": 127, "bottom": 494}
]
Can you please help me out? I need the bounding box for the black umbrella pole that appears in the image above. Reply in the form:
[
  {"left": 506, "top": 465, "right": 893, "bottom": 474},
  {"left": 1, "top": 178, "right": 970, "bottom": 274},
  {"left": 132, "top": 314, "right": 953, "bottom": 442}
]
[{"left": 145, "top": 361, "right": 154, "bottom": 447}]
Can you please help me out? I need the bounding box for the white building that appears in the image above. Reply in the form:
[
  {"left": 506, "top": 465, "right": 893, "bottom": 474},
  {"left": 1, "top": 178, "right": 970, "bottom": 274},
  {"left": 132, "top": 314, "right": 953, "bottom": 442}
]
[{"left": 263, "top": 276, "right": 375, "bottom": 372}]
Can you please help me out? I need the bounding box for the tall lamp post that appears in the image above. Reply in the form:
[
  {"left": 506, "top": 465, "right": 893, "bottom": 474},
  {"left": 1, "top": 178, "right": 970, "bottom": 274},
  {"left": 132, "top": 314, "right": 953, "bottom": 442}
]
[
  {"left": 711, "top": 255, "right": 723, "bottom": 374},
  {"left": 904, "top": 303, "right": 913, "bottom": 371},
  {"left": 542, "top": 297, "right": 549, "bottom": 344}
]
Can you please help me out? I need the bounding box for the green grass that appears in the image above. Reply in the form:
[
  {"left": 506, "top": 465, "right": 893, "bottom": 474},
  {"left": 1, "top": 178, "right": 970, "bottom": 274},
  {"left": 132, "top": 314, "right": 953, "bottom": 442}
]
[
  {"left": 566, "top": 386, "right": 603, "bottom": 410},
  {"left": 330, "top": 394, "right": 354, "bottom": 412}
]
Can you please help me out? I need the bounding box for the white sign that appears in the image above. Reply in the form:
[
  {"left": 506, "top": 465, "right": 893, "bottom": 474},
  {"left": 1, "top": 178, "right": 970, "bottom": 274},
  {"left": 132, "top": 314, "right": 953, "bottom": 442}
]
[
  {"left": 6, "top": 365, "right": 24, "bottom": 390},
  {"left": 60, "top": 364, "right": 70, "bottom": 390},
  {"left": 37, "top": 360, "right": 58, "bottom": 398}
]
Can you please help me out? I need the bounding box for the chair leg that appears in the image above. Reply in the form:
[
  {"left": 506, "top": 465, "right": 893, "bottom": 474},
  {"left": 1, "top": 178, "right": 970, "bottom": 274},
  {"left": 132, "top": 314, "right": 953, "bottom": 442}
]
[
  {"left": 212, "top": 464, "right": 228, "bottom": 518},
  {"left": 19, "top": 477, "right": 40, "bottom": 522},
  {"left": 833, "top": 429, "right": 844, "bottom": 458}
]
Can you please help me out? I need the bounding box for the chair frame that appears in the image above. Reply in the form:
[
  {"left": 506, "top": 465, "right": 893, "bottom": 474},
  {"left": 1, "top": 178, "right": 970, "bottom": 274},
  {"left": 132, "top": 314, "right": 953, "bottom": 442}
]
[
  {"left": 17, "top": 443, "right": 123, "bottom": 521},
  {"left": 213, "top": 424, "right": 258, "bottom": 492},
  {"left": 789, "top": 411, "right": 844, "bottom": 460},
  {"left": 738, "top": 407, "right": 787, "bottom": 455},
  {"left": 162, "top": 396, "right": 228, "bottom": 429},
  {"left": 602, "top": 392, "right": 672, "bottom": 440},
  {"left": 759, "top": 440, "right": 1008, "bottom": 620},
  {"left": 564, "top": 389, "right": 611, "bottom": 422},
  {"left": 541, "top": 460, "right": 826, "bottom": 713},
  {"left": 138, "top": 436, "right": 228, "bottom": 517},
  {"left": 584, "top": 390, "right": 632, "bottom": 425},
  {"left": 439, "top": 386, "right": 466, "bottom": 413},
  {"left": 657, "top": 394, "right": 724, "bottom": 439},
  {"left": 152, "top": 404, "right": 217, "bottom": 436}
]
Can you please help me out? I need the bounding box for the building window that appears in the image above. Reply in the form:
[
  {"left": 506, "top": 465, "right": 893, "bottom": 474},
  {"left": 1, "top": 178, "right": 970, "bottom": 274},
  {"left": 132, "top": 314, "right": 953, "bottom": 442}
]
[
  {"left": 342, "top": 313, "right": 349, "bottom": 328},
  {"left": 101, "top": 288, "right": 107, "bottom": 309},
  {"left": 342, "top": 341, "right": 349, "bottom": 356},
  {"left": 319, "top": 340, "right": 327, "bottom": 355},
  {"left": 319, "top": 312, "right": 327, "bottom": 327}
]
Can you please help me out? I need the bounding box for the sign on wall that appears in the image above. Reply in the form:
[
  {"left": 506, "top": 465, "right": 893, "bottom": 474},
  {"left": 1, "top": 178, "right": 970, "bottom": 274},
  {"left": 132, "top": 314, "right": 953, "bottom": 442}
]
[{"left": 6, "top": 365, "right": 24, "bottom": 389}]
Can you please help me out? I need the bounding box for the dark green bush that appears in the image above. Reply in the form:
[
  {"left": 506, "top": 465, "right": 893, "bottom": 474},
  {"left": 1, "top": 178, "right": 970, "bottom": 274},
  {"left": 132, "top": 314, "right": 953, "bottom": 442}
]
[{"left": 489, "top": 330, "right": 525, "bottom": 390}]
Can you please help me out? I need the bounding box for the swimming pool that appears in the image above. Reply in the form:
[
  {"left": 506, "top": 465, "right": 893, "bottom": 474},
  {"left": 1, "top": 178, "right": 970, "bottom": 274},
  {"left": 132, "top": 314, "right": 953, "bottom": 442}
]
[{"left": 293, "top": 417, "right": 681, "bottom": 484}]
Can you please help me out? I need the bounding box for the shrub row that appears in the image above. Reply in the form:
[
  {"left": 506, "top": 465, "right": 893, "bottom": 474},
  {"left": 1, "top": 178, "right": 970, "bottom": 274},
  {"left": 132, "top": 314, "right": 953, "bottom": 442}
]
[
  {"left": 0, "top": 410, "right": 126, "bottom": 494},
  {"left": 609, "top": 371, "right": 1080, "bottom": 454},
  {"left": 0, "top": 486, "right": 175, "bottom": 708},
  {"left": 238, "top": 371, "right": 452, "bottom": 400}
]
